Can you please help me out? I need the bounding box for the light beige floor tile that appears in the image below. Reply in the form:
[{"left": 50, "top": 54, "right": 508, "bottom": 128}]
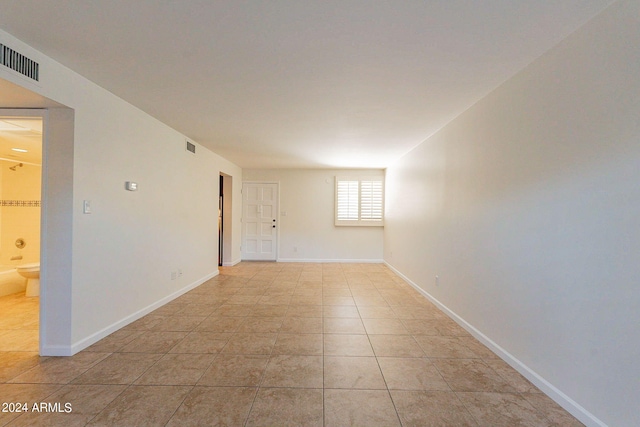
[
  {"left": 7, "top": 413, "right": 93, "bottom": 427},
  {"left": 392, "top": 306, "right": 441, "bottom": 320},
  {"left": 457, "top": 392, "right": 553, "bottom": 427},
  {"left": 323, "top": 317, "right": 366, "bottom": 334},
  {"left": 84, "top": 330, "right": 144, "bottom": 353},
  {"left": 353, "top": 295, "right": 390, "bottom": 307},
  {"left": 484, "top": 359, "right": 540, "bottom": 393},
  {"left": 323, "top": 288, "right": 352, "bottom": 297},
  {"left": 428, "top": 317, "right": 471, "bottom": 336},
  {"left": 221, "top": 333, "right": 277, "bottom": 355},
  {"left": 0, "top": 383, "right": 62, "bottom": 426},
  {"left": 391, "top": 390, "right": 478, "bottom": 426},
  {"left": 323, "top": 305, "right": 360, "bottom": 318},
  {"left": 322, "top": 275, "right": 347, "bottom": 284},
  {"left": 293, "top": 284, "right": 322, "bottom": 293},
  {"left": 72, "top": 353, "right": 163, "bottom": 385},
  {"left": 0, "top": 351, "right": 43, "bottom": 382},
  {"left": 250, "top": 304, "right": 289, "bottom": 317},
  {"left": 324, "top": 334, "right": 374, "bottom": 356},
  {"left": 324, "top": 356, "right": 386, "bottom": 389},
  {"left": 195, "top": 316, "right": 245, "bottom": 333},
  {"left": 166, "top": 386, "right": 256, "bottom": 427},
  {"left": 168, "top": 331, "right": 231, "bottom": 354},
  {"left": 358, "top": 306, "right": 398, "bottom": 319},
  {"left": 286, "top": 305, "right": 323, "bottom": 317},
  {"left": 322, "top": 281, "right": 350, "bottom": 289},
  {"left": 323, "top": 296, "right": 356, "bottom": 306},
  {"left": 215, "top": 304, "right": 254, "bottom": 316},
  {"left": 369, "top": 335, "right": 425, "bottom": 357},
  {"left": 118, "top": 331, "right": 187, "bottom": 353},
  {"left": 225, "top": 295, "right": 262, "bottom": 305},
  {"left": 432, "top": 359, "right": 517, "bottom": 392},
  {"left": 258, "top": 294, "right": 292, "bottom": 305},
  {"left": 262, "top": 355, "right": 323, "bottom": 388},
  {"left": 197, "top": 354, "right": 269, "bottom": 386},
  {"left": 9, "top": 352, "right": 109, "bottom": 384},
  {"left": 362, "top": 318, "right": 408, "bottom": 335},
  {"left": 280, "top": 316, "right": 323, "bottom": 334},
  {"left": 233, "top": 288, "right": 266, "bottom": 297},
  {"left": 299, "top": 273, "right": 323, "bottom": 282},
  {"left": 457, "top": 336, "right": 500, "bottom": 359},
  {"left": 349, "top": 282, "right": 376, "bottom": 290},
  {"left": 122, "top": 314, "right": 167, "bottom": 331},
  {"left": 349, "top": 288, "right": 382, "bottom": 297},
  {"left": 135, "top": 353, "right": 215, "bottom": 385},
  {"left": 0, "top": 262, "right": 585, "bottom": 427},
  {"left": 414, "top": 335, "right": 480, "bottom": 358},
  {"left": 246, "top": 388, "right": 323, "bottom": 427},
  {"left": 289, "top": 295, "right": 323, "bottom": 305},
  {"left": 150, "top": 315, "right": 206, "bottom": 332},
  {"left": 378, "top": 357, "right": 450, "bottom": 391},
  {"left": 87, "top": 385, "right": 191, "bottom": 427},
  {"left": 43, "top": 384, "right": 127, "bottom": 415},
  {"left": 237, "top": 316, "right": 284, "bottom": 333},
  {"left": 0, "top": 329, "right": 38, "bottom": 351},
  {"left": 401, "top": 318, "right": 448, "bottom": 335},
  {"left": 324, "top": 389, "right": 401, "bottom": 427},
  {"left": 273, "top": 333, "right": 323, "bottom": 355},
  {"left": 173, "top": 303, "right": 218, "bottom": 317},
  {"left": 522, "top": 392, "right": 585, "bottom": 427}
]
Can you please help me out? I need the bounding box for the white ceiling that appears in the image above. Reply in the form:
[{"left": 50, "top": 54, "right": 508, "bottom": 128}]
[
  {"left": 0, "top": 117, "right": 43, "bottom": 166},
  {"left": 0, "top": 1, "right": 615, "bottom": 169}
]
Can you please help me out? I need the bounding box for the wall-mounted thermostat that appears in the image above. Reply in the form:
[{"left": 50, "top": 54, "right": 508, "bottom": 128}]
[{"left": 125, "top": 181, "right": 138, "bottom": 191}]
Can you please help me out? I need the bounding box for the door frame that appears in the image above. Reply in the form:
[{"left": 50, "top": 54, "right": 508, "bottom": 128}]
[
  {"left": 1, "top": 105, "right": 75, "bottom": 356},
  {"left": 241, "top": 181, "right": 279, "bottom": 261}
]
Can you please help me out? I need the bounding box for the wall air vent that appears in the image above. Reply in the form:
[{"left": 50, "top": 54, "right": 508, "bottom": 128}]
[
  {"left": 186, "top": 140, "right": 196, "bottom": 154},
  {"left": 0, "top": 43, "right": 39, "bottom": 82}
]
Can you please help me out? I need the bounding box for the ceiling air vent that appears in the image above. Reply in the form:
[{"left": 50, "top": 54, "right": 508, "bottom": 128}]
[
  {"left": 0, "top": 43, "right": 39, "bottom": 82},
  {"left": 186, "top": 140, "right": 196, "bottom": 154}
]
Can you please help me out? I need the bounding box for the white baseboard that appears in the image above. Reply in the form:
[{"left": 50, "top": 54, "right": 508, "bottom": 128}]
[
  {"left": 61, "top": 270, "right": 219, "bottom": 356},
  {"left": 40, "top": 344, "right": 74, "bottom": 357},
  {"left": 277, "top": 258, "right": 384, "bottom": 263},
  {"left": 222, "top": 258, "right": 242, "bottom": 267},
  {"left": 384, "top": 261, "right": 607, "bottom": 427}
]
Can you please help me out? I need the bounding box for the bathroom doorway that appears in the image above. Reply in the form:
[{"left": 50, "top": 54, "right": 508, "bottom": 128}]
[
  {"left": 219, "top": 173, "right": 233, "bottom": 266},
  {"left": 218, "top": 175, "right": 224, "bottom": 266},
  {"left": 0, "top": 113, "right": 42, "bottom": 353}
]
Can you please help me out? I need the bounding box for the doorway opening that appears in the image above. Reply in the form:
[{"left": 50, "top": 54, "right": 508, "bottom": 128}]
[
  {"left": 218, "top": 175, "right": 224, "bottom": 266},
  {"left": 219, "top": 173, "right": 233, "bottom": 266},
  {"left": 0, "top": 113, "right": 43, "bottom": 353}
]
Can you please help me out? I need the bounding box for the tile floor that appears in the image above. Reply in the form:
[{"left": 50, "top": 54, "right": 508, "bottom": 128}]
[
  {"left": 0, "top": 262, "right": 584, "bottom": 426},
  {"left": 0, "top": 291, "right": 39, "bottom": 352}
]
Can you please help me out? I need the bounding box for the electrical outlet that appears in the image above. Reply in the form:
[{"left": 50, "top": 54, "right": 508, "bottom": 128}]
[
  {"left": 294, "top": 246, "right": 298, "bottom": 252},
  {"left": 171, "top": 271, "right": 177, "bottom": 280},
  {"left": 435, "top": 275, "right": 440, "bottom": 286}
]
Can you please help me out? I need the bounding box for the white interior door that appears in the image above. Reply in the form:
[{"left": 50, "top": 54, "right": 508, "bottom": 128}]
[{"left": 242, "top": 182, "right": 278, "bottom": 261}]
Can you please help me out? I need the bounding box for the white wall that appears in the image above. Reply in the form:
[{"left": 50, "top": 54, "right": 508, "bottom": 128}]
[
  {"left": 0, "top": 29, "right": 243, "bottom": 355},
  {"left": 384, "top": 1, "right": 639, "bottom": 426},
  {"left": 243, "top": 169, "right": 384, "bottom": 262}
]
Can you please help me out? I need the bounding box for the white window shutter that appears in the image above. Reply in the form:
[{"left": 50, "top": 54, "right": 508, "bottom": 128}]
[
  {"left": 360, "top": 180, "right": 383, "bottom": 221},
  {"left": 335, "top": 176, "right": 384, "bottom": 226},
  {"left": 337, "top": 180, "right": 359, "bottom": 220}
]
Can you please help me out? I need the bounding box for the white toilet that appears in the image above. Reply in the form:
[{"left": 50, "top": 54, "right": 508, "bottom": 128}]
[{"left": 17, "top": 263, "right": 40, "bottom": 297}]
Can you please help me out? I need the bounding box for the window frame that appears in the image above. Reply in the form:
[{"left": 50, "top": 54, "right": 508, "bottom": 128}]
[{"left": 334, "top": 176, "right": 384, "bottom": 227}]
